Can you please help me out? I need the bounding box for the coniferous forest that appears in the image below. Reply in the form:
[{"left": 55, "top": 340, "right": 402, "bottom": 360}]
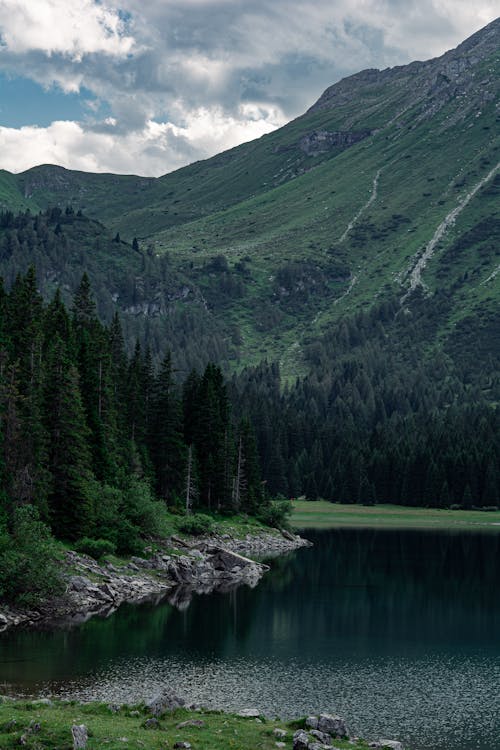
[
  {"left": 0, "top": 268, "right": 273, "bottom": 601},
  {"left": 0, "top": 201, "right": 499, "bottom": 600},
  {"left": 231, "top": 292, "right": 499, "bottom": 510}
]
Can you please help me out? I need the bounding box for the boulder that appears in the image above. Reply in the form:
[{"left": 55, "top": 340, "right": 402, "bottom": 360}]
[
  {"left": 293, "top": 729, "right": 310, "bottom": 750},
  {"left": 71, "top": 724, "right": 88, "bottom": 749},
  {"left": 146, "top": 689, "right": 185, "bottom": 717},
  {"left": 273, "top": 728, "right": 287, "bottom": 739},
  {"left": 68, "top": 576, "right": 91, "bottom": 593},
  {"left": 309, "top": 729, "right": 332, "bottom": 744},
  {"left": 376, "top": 742, "right": 404, "bottom": 750},
  {"left": 174, "top": 743, "right": 191, "bottom": 749},
  {"left": 209, "top": 548, "right": 256, "bottom": 572},
  {"left": 305, "top": 717, "right": 319, "bottom": 730},
  {"left": 237, "top": 708, "right": 261, "bottom": 718},
  {"left": 317, "top": 714, "right": 349, "bottom": 738},
  {"left": 144, "top": 718, "right": 160, "bottom": 729},
  {"left": 177, "top": 719, "right": 206, "bottom": 729}
]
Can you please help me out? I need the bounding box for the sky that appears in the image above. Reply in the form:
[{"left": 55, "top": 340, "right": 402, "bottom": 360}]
[{"left": 0, "top": 1, "right": 497, "bottom": 177}]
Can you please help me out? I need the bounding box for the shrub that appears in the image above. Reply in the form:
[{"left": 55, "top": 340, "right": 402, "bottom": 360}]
[
  {"left": 121, "top": 478, "right": 162, "bottom": 537},
  {"left": 74, "top": 537, "right": 116, "bottom": 559},
  {"left": 177, "top": 513, "right": 213, "bottom": 536},
  {"left": 0, "top": 505, "right": 63, "bottom": 606},
  {"left": 257, "top": 497, "right": 292, "bottom": 528}
]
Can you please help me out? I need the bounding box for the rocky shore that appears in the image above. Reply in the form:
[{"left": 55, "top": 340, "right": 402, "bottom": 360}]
[{"left": 0, "top": 528, "right": 310, "bottom": 633}]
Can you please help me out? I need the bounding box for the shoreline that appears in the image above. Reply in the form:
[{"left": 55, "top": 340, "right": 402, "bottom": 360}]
[
  {"left": 0, "top": 696, "right": 404, "bottom": 750},
  {"left": 0, "top": 528, "right": 311, "bottom": 633}
]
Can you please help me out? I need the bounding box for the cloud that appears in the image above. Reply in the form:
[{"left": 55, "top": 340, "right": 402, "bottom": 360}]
[
  {"left": 0, "top": 106, "right": 283, "bottom": 176},
  {"left": 0, "top": 0, "right": 497, "bottom": 174}
]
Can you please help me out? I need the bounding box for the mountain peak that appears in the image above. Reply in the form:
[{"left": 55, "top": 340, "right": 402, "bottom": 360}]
[{"left": 308, "top": 17, "right": 499, "bottom": 119}]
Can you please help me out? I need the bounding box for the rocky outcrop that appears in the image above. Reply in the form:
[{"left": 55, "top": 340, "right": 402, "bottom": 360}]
[
  {"left": 0, "top": 529, "right": 310, "bottom": 632},
  {"left": 307, "top": 17, "right": 499, "bottom": 129},
  {"left": 298, "top": 130, "right": 371, "bottom": 156}
]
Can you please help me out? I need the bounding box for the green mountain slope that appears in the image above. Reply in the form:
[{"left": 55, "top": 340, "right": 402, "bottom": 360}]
[{"left": 1, "top": 19, "right": 499, "bottom": 377}]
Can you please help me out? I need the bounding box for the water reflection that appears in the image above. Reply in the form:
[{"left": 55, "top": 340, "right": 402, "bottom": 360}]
[{"left": 2, "top": 528, "right": 500, "bottom": 750}]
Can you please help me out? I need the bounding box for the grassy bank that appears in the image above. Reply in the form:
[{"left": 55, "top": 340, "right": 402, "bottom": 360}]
[
  {"left": 291, "top": 500, "right": 500, "bottom": 530},
  {"left": 0, "top": 700, "right": 373, "bottom": 750}
]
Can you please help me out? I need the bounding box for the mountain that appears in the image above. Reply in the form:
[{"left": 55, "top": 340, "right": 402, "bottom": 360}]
[{"left": 1, "top": 18, "right": 499, "bottom": 377}]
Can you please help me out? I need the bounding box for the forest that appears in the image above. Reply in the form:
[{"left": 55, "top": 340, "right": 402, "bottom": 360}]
[
  {"left": 231, "top": 292, "right": 499, "bottom": 509},
  {"left": 0, "top": 209, "right": 499, "bottom": 603},
  {"left": 0, "top": 269, "right": 274, "bottom": 602}
]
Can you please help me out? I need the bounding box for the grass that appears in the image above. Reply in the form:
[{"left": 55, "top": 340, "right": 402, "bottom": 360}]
[
  {"left": 0, "top": 700, "right": 373, "bottom": 750},
  {"left": 1, "top": 48, "right": 498, "bottom": 374},
  {"left": 291, "top": 499, "right": 500, "bottom": 530}
]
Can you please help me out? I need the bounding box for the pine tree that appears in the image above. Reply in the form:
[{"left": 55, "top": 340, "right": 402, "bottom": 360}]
[
  {"left": 150, "top": 352, "right": 186, "bottom": 501},
  {"left": 44, "top": 335, "right": 94, "bottom": 540}
]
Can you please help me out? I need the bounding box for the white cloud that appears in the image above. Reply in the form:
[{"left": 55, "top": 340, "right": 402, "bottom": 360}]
[
  {"left": 0, "top": 0, "right": 497, "bottom": 174},
  {"left": 0, "top": 106, "right": 285, "bottom": 176},
  {"left": 0, "top": 0, "right": 135, "bottom": 60}
]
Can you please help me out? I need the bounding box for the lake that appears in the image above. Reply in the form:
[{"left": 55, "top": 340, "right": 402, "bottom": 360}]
[{"left": 2, "top": 528, "right": 500, "bottom": 750}]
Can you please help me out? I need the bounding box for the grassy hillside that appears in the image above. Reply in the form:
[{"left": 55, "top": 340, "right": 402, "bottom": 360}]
[{"left": 1, "top": 20, "right": 498, "bottom": 375}]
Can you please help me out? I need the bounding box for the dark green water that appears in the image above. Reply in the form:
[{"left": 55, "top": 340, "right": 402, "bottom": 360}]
[{"left": 2, "top": 528, "right": 500, "bottom": 750}]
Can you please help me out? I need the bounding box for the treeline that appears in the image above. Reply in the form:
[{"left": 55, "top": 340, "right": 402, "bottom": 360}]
[
  {"left": 0, "top": 208, "right": 238, "bottom": 372},
  {"left": 0, "top": 269, "right": 272, "bottom": 559},
  {"left": 232, "top": 291, "right": 499, "bottom": 508}
]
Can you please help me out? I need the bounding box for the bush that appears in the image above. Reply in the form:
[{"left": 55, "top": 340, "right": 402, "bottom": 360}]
[
  {"left": 177, "top": 513, "right": 213, "bottom": 536},
  {"left": 121, "top": 478, "right": 162, "bottom": 537},
  {"left": 0, "top": 505, "right": 63, "bottom": 606},
  {"left": 257, "top": 497, "right": 292, "bottom": 528},
  {"left": 74, "top": 537, "right": 116, "bottom": 559},
  {"left": 85, "top": 478, "right": 162, "bottom": 556}
]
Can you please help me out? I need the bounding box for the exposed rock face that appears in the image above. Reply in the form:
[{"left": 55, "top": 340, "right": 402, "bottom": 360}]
[
  {"left": 298, "top": 130, "right": 371, "bottom": 156},
  {"left": 0, "top": 530, "right": 310, "bottom": 632}
]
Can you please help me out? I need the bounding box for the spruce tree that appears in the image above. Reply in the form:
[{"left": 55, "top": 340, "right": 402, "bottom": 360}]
[{"left": 44, "top": 335, "right": 94, "bottom": 540}]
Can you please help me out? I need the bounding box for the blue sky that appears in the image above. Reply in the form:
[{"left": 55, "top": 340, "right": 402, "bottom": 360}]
[
  {"left": 0, "top": 0, "right": 497, "bottom": 176},
  {"left": 0, "top": 74, "right": 108, "bottom": 127}
]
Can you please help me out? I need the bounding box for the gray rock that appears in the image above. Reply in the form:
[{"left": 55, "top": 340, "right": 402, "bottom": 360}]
[
  {"left": 317, "top": 714, "right": 348, "bottom": 738},
  {"left": 147, "top": 689, "right": 185, "bottom": 716},
  {"left": 273, "top": 728, "right": 287, "bottom": 739},
  {"left": 309, "top": 744, "right": 333, "bottom": 750},
  {"left": 69, "top": 576, "right": 91, "bottom": 592},
  {"left": 376, "top": 742, "right": 404, "bottom": 750},
  {"left": 276, "top": 743, "right": 287, "bottom": 748},
  {"left": 210, "top": 548, "right": 256, "bottom": 572},
  {"left": 293, "top": 729, "right": 311, "bottom": 750},
  {"left": 177, "top": 719, "right": 206, "bottom": 728},
  {"left": 309, "top": 729, "right": 332, "bottom": 744},
  {"left": 305, "top": 717, "right": 319, "bottom": 730},
  {"left": 144, "top": 718, "right": 160, "bottom": 729},
  {"left": 72, "top": 724, "right": 88, "bottom": 749},
  {"left": 174, "top": 743, "right": 191, "bottom": 749},
  {"left": 237, "top": 708, "right": 261, "bottom": 717}
]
